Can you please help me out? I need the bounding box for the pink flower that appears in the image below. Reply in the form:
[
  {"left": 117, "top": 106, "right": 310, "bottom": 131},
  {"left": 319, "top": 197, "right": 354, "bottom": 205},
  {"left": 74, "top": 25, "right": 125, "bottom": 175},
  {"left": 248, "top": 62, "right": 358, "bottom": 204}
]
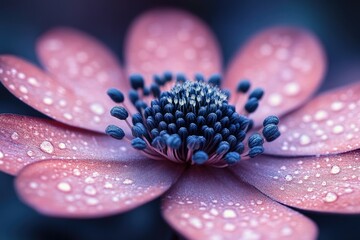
[{"left": 0, "top": 8, "right": 359, "bottom": 240}]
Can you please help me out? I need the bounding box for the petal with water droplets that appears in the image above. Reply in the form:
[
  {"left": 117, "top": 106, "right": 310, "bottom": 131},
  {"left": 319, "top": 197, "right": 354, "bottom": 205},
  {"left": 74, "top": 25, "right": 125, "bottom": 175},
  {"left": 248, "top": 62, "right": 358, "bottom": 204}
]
[
  {"left": 162, "top": 167, "right": 317, "bottom": 240},
  {"left": 0, "top": 55, "right": 128, "bottom": 133},
  {"left": 125, "top": 9, "right": 222, "bottom": 85},
  {"left": 16, "top": 159, "right": 183, "bottom": 217},
  {"left": 234, "top": 152, "right": 360, "bottom": 213},
  {"left": 224, "top": 27, "right": 326, "bottom": 125},
  {"left": 267, "top": 82, "right": 360, "bottom": 156},
  {"left": 0, "top": 114, "right": 139, "bottom": 175}
]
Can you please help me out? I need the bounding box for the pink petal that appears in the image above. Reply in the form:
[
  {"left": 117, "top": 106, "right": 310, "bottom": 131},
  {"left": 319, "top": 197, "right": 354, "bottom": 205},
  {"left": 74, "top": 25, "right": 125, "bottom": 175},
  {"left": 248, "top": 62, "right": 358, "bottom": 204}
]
[
  {"left": 0, "top": 114, "right": 139, "bottom": 175},
  {"left": 224, "top": 27, "right": 326, "bottom": 125},
  {"left": 162, "top": 167, "right": 317, "bottom": 240},
  {"left": 0, "top": 55, "right": 128, "bottom": 133},
  {"left": 125, "top": 9, "right": 222, "bottom": 84},
  {"left": 37, "top": 27, "right": 130, "bottom": 100},
  {"left": 16, "top": 158, "right": 183, "bottom": 217},
  {"left": 234, "top": 151, "right": 360, "bottom": 213},
  {"left": 266, "top": 82, "right": 360, "bottom": 156}
]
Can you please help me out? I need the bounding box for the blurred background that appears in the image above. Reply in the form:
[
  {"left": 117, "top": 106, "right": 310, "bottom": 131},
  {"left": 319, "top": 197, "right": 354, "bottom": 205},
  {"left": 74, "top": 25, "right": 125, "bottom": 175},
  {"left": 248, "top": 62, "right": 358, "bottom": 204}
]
[{"left": 0, "top": 0, "right": 360, "bottom": 239}]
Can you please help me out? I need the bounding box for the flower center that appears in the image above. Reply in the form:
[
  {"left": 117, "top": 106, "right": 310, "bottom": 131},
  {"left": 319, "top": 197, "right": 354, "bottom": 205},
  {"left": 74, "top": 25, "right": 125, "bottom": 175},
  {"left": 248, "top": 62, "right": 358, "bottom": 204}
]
[{"left": 106, "top": 72, "right": 280, "bottom": 167}]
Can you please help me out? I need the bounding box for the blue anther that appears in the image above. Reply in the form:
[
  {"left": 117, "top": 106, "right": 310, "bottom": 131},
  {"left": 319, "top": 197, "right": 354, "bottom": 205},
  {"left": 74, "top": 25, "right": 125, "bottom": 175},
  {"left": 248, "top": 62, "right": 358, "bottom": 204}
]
[
  {"left": 192, "top": 151, "right": 208, "bottom": 164},
  {"left": 154, "top": 74, "right": 165, "bottom": 86},
  {"left": 215, "top": 109, "right": 223, "bottom": 119},
  {"left": 216, "top": 141, "right": 230, "bottom": 154},
  {"left": 187, "top": 135, "right": 200, "bottom": 150},
  {"left": 131, "top": 137, "right": 147, "bottom": 150},
  {"left": 178, "top": 127, "right": 188, "bottom": 139},
  {"left": 214, "top": 122, "right": 222, "bottom": 132},
  {"left": 189, "top": 123, "right": 198, "bottom": 134},
  {"left": 248, "top": 88, "right": 264, "bottom": 100},
  {"left": 224, "top": 152, "right": 241, "bottom": 165},
  {"left": 198, "top": 107, "right": 207, "bottom": 116},
  {"left": 221, "top": 128, "right": 230, "bottom": 138},
  {"left": 159, "top": 121, "right": 168, "bottom": 131},
  {"left": 220, "top": 116, "right": 229, "bottom": 126},
  {"left": 236, "top": 130, "right": 246, "bottom": 142},
  {"left": 176, "top": 118, "right": 186, "bottom": 128},
  {"left": 129, "top": 90, "right": 139, "bottom": 104},
  {"left": 146, "top": 117, "right": 156, "bottom": 129},
  {"left": 164, "top": 103, "right": 174, "bottom": 113},
  {"left": 207, "top": 113, "right": 217, "bottom": 125},
  {"left": 150, "top": 129, "right": 159, "bottom": 138},
  {"left": 135, "top": 100, "right": 147, "bottom": 112},
  {"left": 164, "top": 113, "right": 174, "bottom": 123},
  {"left": 204, "top": 127, "right": 215, "bottom": 139},
  {"left": 176, "top": 73, "right": 186, "bottom": 83},
  {"left": 223, "top": 89, "right": 231, "bottom": 98},
  {"left": 105, "top": 125, "right": 125, "bottom": 140},
  {"left": 208, "top": 74, "right": 221, "bottom": 86},
  {"left": 168, "top": 123, "right": 177, "bottom": 134},
  {"left": 110, "top": 106, "right": 129, "bottom": 120},
  {"left": 248, "top": 133, "right": 264, "bottom": 148},
  {"left": 196, "top": 116, "right": 206, "bottom": 125},
  {"left": 186, "top": 112, "right": 196, "bottom": 123},
  {"left": 244, "top": 97, "right": 259, "bottom": 113},
  {"left": 226, "top": 135, "right": 237, "bottom": 148},
  {"left": 175, "top": 110, "right": 184, "bottom": 119},
  {"left": 213, "top": 133, "right": 223, "bottom": 144},
  {"left": 143, "top": 87, "right": 150, "bottom": 96},
  {"left": 230, "top": 112, "right": 240, "bottom": 123},
  {"left": 262, "top": 124, "right": 281, "bottom": 142},
  {"left": 154, "top": 112, "right": 163, "bottom": 123},
  {"left": 228, "top": 124, "right": 237, "bottom": 134},
  {"left": 132, "top": 123, "right": 147, "bottom": 137},
  {"left": 194, "top": 73, "right": 205, "bottom": 82},
  {"left": 151, "top": 136, "right": 166, "bottom": 150},
  {"left": 263, "top": 115, "right": 279, "bottom": 126},
  {"left": 144, "top": 107, "right": 153, "bottom": 118},
  {"left": 234, "top": 142, "right": 245, "bottom": 153},
  {"left": 248, "top": 146, "right": 264, "bottom": 158},
  {"left": 150, "top": 84, "right": 161, "bottom": 98},
  {"left": 237, "top": 80, "right": 251, "bottom": 93},
  {"left": 132, "top": 113, "right": 143, "bottom": 125},
  {"left": 166, "top": 134, "right": 182, "bottom": 150},
  {"left": 130, "top": 74, "right": 145, "bottom": 89},
  {"left": 163, "top": 71, "right": 173, "bottom": 82},
  {"left": 107, "top": 88, "right": 124, "bottom": 103}
]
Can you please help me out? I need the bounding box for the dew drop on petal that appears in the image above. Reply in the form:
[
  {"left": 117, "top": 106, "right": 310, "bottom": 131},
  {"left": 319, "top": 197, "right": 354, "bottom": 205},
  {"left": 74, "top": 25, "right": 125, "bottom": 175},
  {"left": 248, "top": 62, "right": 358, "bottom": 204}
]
[
  {"left": 330, "top": 165, "right": 341, "bottom": 174},
  {"left": 299, "top": 134, "right": 311, "bottom": 145},
  {"left": 84, "top": 185, "right": 97, "bottom": 195},
  {"left": 11, "top": 132, "right": 19, "bottom": 140},
  {"left": 0, "top": 151, "right": 4, "bottom": 159},
  {"left": 323, "top": 192, "right": 338, "bottom": 203},
  {"left": 58, "top": 142, "right": 66, "bottom": 149},
  {"left": 43, "top": 97, "right": 54, "bottom": 105},
  {"left": 40, "top": 141, "right": 54, "bottom": 154},
  {"left": 57, "top": 182, "right": 72, "bottom": 192},
  {"left": 284, "top": 174, "right": 293, "bottom": 182},
  {"left": 222, "top": 209, "right": 237, "bottom": 218},
  {"left": 122, "top": 178, "right": 133, "bottom": 185},
  {"left": 90, "top": 103, "right": 105, "bottom": 115}
]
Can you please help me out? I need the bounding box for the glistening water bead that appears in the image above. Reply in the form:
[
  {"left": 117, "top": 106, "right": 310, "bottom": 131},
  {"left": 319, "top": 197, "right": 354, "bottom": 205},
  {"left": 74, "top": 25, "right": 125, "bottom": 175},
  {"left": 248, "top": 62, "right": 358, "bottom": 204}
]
[{"left": 105, "top": 72, "right": 280, "bottom": 167}]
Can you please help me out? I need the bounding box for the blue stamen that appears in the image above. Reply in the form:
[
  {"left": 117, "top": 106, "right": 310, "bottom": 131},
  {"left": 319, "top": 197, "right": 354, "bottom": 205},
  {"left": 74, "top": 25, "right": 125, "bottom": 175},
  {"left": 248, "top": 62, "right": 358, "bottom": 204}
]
[
  {"left": 132, "top": 137, "right": 147, "bottom": 150},
  {"left": 192, "top": 151, "right": 208, "bottom": 164},
  {"left": 107, "top": 88, "right": 124, "bottom": 103},
  {"left": 130, "top": 74, "right": 145, "bottom": 89},
  {"left": 105, "top": 125, "right": 125, "bottom": 140},
  {"left": 224, "top": 152, "right": 241, "bottom": 165},
  {"left": 110, "top": 106, "right": 129, "bottom": 120},
  {"left": 237, "top": 80, "right": 251, "bottom": 93}
]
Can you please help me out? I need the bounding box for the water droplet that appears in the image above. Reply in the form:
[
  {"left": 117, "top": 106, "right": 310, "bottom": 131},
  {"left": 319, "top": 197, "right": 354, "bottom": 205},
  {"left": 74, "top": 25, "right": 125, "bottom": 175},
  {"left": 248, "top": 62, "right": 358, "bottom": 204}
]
[
  {"left": 84, "top": 185, "right": 97, "bottom": 195},
  {"left": 123, "top": 178, "right": 133, "bottom": 185},
  {"left": 90, "top": 103, "right": 105, "bottom": 115},
  {"left": 299, "top": 134, "right": 311, "bottom": 145},
  {"left": 73, "top": 168, "right": 81, "bottom": 176},
  {"left": 284, "top": 82, "right": 300, "bottom": 96},
  {"left": 332, "top": 125, "right": 344, "bottom": 134},
  {"left": 222, "top": 209, "right": 237, "bottom": 218},
  {"left": 223, "top": 223, "right": 236, "bottom": 231},
  {"left": 28, "top": 77, "right": 39, "bottom": 86},
  {"left": 284, "top": 174, "right": 293, "bottom": 181},
  {"left": 268, "top": 93, "right": 282, "bottom": 106},
  {"left": 0, "top": 150, "right": 4, "bottom": 159},
  {"left": 104, "top": 182, "right": 113, "bottom": 189},
  {"left": 11, "top": 132, "right": 19, "bottom": 140},
  {"left": 314, "top": 110, "right": 328, "bottom": 121},
  {"left": 323, "top": 192, "right": 338, "bottom": 203},
  {"left": 29, "top": 182, "right": 38, "bottom": 189},
  {"left": 40, "top": 141, "right": 54, "bottom": 154},
  {"left": 330, "top": 165, "right": 341, "bottom": 174},
  {"left": 330, "top": 101, "right": 344, "bottom": 111},
  {"left": 63, "top": 113, "right": 73, "bottom": 120},
  {"left": 57, "top": 182, "right": 72, "bottom": 192},
  {"left": 281, "top": 226, "right": 293, "bottom": 236},
  {"left": 58, "top": 142, "right": 66, "bottom": 149},
  {"left": 43, "top": 97, "right": 54, "bottom": 105},
  {"left": 26, "top": 150, "right": 34, "bottom": 157},
  {"left": 85, "top": 176, "right": 95, "bottom": 184},
  {"left": 86, "top": 197, "right": 99, "bottom": 205}
]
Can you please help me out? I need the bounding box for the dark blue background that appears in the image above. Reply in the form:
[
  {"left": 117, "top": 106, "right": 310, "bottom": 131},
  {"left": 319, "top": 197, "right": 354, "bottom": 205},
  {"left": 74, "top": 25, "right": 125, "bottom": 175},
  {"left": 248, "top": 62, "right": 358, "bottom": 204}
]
[{"left": 1, "top": 0, "right": 360, "bottom": 239}]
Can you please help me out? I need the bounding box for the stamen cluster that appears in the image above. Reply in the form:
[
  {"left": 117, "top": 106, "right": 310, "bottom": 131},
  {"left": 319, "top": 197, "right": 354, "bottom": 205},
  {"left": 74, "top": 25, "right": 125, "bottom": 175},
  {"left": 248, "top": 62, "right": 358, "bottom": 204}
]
[{"left": 105, "top": 72, "right": 280, "bottom": 167}]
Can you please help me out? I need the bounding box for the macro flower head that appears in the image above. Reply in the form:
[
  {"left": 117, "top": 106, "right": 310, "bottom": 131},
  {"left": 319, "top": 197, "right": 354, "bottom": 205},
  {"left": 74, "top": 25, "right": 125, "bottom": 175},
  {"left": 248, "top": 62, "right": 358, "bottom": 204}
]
[{"left": 0, "top": 8, "right": 360, "bottom": 240}]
